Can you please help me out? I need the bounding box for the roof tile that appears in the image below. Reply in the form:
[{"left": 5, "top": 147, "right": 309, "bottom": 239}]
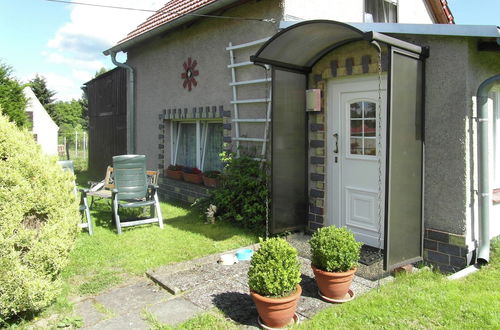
[{"left": 119, "top": 0, "right": 218, "bottom": 44}]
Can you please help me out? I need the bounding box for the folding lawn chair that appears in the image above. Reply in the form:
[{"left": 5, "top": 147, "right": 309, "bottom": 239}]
[
  {"left": 111, "top": 155, "right": 163, "bottom": 234},
  {"left": 57, "top": 160, "right": 93, "bottom": 235}
]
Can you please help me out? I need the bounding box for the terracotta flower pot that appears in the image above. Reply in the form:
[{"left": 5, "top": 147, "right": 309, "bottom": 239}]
[
  {"left": 202, "top": 175, "right": 219, "bottom": 188},
  {"left": 183, "top": 172, "right": 203, "bottom": 184},
  {"left": 250, "top": 284, "right": 301, "bottom": 328},
  {"left": 311, "top": 265, "right": 356, "bottom": 300},
  {"left": 165, "top": 169, "right": 183, "bottom": 180}
]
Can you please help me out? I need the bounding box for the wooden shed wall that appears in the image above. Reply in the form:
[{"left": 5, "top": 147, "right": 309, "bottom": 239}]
[{"left": 86, "top": 67, "right": 127, "bottom": 177}]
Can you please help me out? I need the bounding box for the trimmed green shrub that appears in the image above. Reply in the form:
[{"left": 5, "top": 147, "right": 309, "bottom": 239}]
[
  {"left": 248, "top": 238, "right": 301, "bottom": 297},
  {"left": 195, "top": 152, "right": 269, "bottom": 234},
  {"left": 0, "top": 112, "right": 80, "bottom": 322},
  {"left": 309, "top": 226, "right": 362, "bottom": 272}
]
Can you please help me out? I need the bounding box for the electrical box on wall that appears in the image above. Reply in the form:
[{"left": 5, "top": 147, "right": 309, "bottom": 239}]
[{"left": 306, "top": 89, "right": 322, "bottom": 112}]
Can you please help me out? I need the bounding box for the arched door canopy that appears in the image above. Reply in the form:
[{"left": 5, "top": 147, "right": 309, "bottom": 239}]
[{"left": 251, "top": 20, "right": 427, "bottom": 73}]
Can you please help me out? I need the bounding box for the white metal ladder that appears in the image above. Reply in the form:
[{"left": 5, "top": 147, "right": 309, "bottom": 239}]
[{"left": 227, "top": 37, "right": 272, "bottom": 160}]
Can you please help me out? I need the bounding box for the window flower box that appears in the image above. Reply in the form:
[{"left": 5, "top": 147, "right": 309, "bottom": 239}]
[
  {"left": 182, "top": 167, "right": 203, "bottom": 184},
  {"left": 202, "top": 170, "right": 220, "bottom": 188},
  {"left": 165, "top": 164, "right": 183, "bottom": 180}
]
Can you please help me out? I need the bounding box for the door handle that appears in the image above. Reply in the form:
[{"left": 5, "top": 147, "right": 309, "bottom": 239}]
[{"left": 333, "top": 133, "right": 338, "bottom": 153}]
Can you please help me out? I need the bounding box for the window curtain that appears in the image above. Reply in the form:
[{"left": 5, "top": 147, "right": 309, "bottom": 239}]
[
  {"left": 176, "top": 123, "right": 197, "bottom": 167},
  {"left": 203, "top": 123, "right": 223, "bottom": 171}
]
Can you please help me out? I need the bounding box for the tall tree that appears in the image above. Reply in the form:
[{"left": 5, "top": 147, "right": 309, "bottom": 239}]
[
  {"left": 29, "top": 74, "right": 56, "bottom": 117},
  {"left": 94, "top": 67, "right": 108, "bottom": 78},
  {"left": 0, "top": 62, "right": 28, "bottom": 127},
  {"left": 52, "top": 99, "right": 86, "bottom": 128}
]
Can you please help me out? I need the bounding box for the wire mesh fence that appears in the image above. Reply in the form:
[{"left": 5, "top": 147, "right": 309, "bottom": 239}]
[{"left": 58, "top": 130, "right": 88, "bottom": 171}]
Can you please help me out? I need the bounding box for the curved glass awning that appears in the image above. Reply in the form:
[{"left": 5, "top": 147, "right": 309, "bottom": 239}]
[{"left": 251, "top": 20, "right": 425, "bottom": 73}]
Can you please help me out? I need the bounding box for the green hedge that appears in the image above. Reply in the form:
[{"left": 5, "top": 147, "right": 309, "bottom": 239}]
[{"left": 0, "top": 112, "right": 79, "bottom": 322}]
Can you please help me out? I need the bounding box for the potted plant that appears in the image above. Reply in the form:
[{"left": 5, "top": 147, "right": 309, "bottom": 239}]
[
  {"left": 182, "top": 166, "right": 203, "bottom": 184},
  {"left": 248, "top": 237, "right": 302, "bottom": 328},
  {"left": 165, "top": 164, "right": 183, "bottom": 180},
  {"left": 202, "top": 170, "right": 220, "bottom": 188},
  {"left": 309, "top": 226, "right": 362, "bottom": 302}
]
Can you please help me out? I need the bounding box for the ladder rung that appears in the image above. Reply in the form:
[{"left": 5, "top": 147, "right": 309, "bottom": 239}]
[
  {"left": 231, "top": 98, "right": 271, "bottom": 104},
  {"left": 226, "top": 37, "right": 270, "bottom": 51},
  {"left": 233, "top": 137, "right": 269, "bottom": 142},
  {"left": 232, "top": 118, "right": 270, "bottom": 123},
  {"left": 227, "top": 61, "right": 253, "bottom": 68},
  {"left": 230, "top": 78, "right": 271, "bottom": 86}
]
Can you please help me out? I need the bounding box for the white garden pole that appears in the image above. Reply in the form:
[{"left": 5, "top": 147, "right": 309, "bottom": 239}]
[{"left": 75, "top": 130, "right": 78, "bottom": 158}]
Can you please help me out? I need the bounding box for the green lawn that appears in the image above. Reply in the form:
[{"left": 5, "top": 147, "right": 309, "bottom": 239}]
[
  {"left": 21, "top": 170, "right": 257, "bottom": 327},
  {"left": 62, "top": 200, "right": 257, "bottom": 297},
  {"left": 297, "top": 237, "right": 500, "bottom": 329}
]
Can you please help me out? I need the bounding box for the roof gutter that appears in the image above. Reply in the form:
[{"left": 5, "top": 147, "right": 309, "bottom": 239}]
[
  {"left": 103, "top": 0, "right": 240, "bottom": 55},
  {"left": 110, "top": 51, "right": 135, "bottom": 154},
  {"left": 476, "top": 74, "right": 500, "bottom": 264}
]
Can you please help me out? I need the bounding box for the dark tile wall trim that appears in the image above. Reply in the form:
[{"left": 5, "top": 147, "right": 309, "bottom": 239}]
[
  {"left": 162, "top": 105, "right": 224, "bottom": 120},
  {"left": 158, "top": 176, "right": 212, "bottom": 205},
  {"left": 423, "top": 228, "right": 469, "bottom": 274}
]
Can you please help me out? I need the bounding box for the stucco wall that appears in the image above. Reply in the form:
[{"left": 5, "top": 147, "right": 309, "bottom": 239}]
[
  {"left": 397, "top": 35, "right": 500, "bottom": 238},
  {"left": 127, "top": 0, "right": 281, "bottom": 169}
]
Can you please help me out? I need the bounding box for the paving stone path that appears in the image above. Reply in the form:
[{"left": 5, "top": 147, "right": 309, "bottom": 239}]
[{"left": 76, "top": 238, "right": 392, "bottom": 329}]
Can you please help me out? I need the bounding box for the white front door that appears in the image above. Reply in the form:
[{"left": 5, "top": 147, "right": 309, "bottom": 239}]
[{"left": 327, "top": 76, "right": 386, "bottom": 247}]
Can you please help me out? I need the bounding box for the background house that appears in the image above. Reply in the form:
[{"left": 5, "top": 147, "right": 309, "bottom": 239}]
[{"left": 23, "top": 86, "right": 59, "bottom": 156}]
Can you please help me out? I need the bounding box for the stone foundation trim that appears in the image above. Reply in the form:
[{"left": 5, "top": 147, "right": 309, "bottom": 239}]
[
  {"left": 159, "top": 177, "right": 212, "bottom": 205},
  {"left": 423, "top": 229, "right": 469, "bottom": 273}
]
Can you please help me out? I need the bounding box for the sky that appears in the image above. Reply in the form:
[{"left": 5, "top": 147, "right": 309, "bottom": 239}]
[{"left": 0, "top": 0, "right": 498, "bottom": 102}]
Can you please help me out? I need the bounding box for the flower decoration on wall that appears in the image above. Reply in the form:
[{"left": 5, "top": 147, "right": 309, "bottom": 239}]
[{"left": 181, "top": 57, "right": 199, "bottom": 91}]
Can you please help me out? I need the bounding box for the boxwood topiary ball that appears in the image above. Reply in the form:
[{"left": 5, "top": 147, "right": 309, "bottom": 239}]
[{"left": 248, "top": 237, "right": 301, "bottom": 297}]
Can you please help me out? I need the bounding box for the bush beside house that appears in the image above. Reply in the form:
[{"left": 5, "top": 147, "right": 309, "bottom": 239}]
[
  {"left": 0, "top": 112, "right": 79, "bottom": 322},
  {"left": 195, "top": 153, "right": 269, "bottom": 234}
]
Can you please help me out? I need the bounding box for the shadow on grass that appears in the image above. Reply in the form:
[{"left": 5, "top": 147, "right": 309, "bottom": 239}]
[{"left": 211, "top": 292, "right": 259, "bottom": 327}]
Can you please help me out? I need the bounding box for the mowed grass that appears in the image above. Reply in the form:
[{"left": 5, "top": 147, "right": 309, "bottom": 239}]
[
  {"left": 62, "top": 200, "right": 256, "bottom": 296},
  {"left": 62, "top": 199, "right": 257, "bottom": 297},
  {"left": 300, "top": 236, "right": 500, "bottom": 329}
]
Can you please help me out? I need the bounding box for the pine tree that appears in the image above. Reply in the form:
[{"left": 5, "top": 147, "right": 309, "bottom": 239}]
[
  {"left": 29, "top": 74, "right": 56, "bottom": 117},
  {"left": 0, "top": 62, "right": 28, "bottom": 127}
]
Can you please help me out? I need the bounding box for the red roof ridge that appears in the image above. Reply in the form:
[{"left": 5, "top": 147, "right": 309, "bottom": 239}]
[{"left": 118, "top": 0, "right": 218, "bottom": 45}]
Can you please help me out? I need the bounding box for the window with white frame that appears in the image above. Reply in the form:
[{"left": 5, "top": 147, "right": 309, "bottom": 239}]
[
  {"left": 171, "top": 120, "right": 223, "bottom": 171},
  {"left": 364, "top": 0, "right": 398, "bottom": 23}
]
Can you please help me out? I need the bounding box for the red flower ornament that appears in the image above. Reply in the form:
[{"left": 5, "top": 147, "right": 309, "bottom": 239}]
[{"left": 181, "top": 57, "right": 199, "bottom": 91}]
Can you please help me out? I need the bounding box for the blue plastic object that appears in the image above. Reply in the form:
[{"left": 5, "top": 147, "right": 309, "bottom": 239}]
[{"left": 236, "top": 248, "right": 254, "bottom": 261}]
